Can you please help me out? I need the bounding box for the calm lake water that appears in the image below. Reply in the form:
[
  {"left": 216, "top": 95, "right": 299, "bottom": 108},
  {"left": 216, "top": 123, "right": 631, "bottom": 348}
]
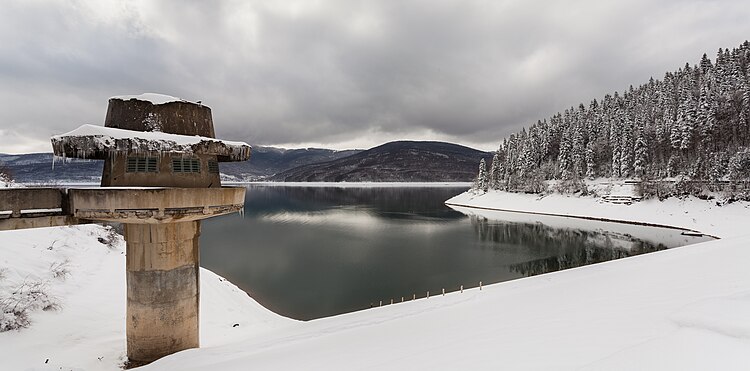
[{"left": 200, "top": 185, "right": 711, "bottom": 320}]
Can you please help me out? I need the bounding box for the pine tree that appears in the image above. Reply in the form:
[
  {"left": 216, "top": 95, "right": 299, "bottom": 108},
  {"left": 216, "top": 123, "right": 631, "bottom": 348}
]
[
  {"left": 476, "top": 158, "right": 488, "bottom": 192},
  {"left": 488, "top": 152, "right": 503, "bottom": 190},
  {"left": 697, "top": 76, "right": 713, "bottom": 151},
  {"left": 634, "top": 131, "right": 648, "bottom": 178},
  {"left": 558, "top": 128, "right": 573, "bottom": 180},
  {"left": 585, "top": 141, "right": 596, "bottom": 178}
]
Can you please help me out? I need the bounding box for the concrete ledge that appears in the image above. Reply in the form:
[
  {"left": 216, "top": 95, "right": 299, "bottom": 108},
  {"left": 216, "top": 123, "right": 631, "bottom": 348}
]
[
  {"left": 69, "top": 187, "right": 245, "bottom": 223},
  {"left": 0, "top": 188, "right": 67, "bottom": 217}
]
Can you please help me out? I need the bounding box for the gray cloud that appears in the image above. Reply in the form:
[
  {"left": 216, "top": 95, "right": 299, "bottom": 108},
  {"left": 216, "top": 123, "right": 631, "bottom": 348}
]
[{"left": 2, "top": 0, "right": 750, "bottom": 152}]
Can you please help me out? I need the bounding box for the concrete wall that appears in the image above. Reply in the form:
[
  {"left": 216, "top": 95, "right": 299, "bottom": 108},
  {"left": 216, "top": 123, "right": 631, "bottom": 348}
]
[
  {"left": 101, "top": 153, "right": 221, "bottom": 188},
  {"left": 105, "top": 98, "right": 215, "bottom": 138},
  {"left": 0, "top": 188, "right": 65, "bottom": 216},
  {"left": 68, "top": 187, "right": 244, "bottom": 214}
]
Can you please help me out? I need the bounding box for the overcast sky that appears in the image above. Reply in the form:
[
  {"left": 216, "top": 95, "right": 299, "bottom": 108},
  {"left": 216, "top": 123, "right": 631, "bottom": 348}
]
[{"left": 1, "top": 0, "right": 750, "bottom": 153}]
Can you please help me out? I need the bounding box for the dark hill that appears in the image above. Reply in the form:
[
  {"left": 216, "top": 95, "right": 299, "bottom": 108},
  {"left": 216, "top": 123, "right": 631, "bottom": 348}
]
[
  {"left": 271, "top": 141, "right": 492, "bottom": 182},
  {"left": 218, "top": 146, "right": 361, "bottom": 180},
  {"left": 0, "top": 153, "right": 102, "bottom": 184}
]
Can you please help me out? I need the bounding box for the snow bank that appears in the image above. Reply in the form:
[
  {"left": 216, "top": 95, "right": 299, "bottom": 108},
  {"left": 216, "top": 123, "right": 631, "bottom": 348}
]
[
  {"left": 110, "top": 93, "right": 185, "bottom": 105},
  {"left": 0, "top": 172, "right": 20, "bottom": 188},
  {"left": 446, "top": 190, "right": 750, "bottom": 239},
  {"left": 0, "top": 225, "right": 291, "bottom": 370}
]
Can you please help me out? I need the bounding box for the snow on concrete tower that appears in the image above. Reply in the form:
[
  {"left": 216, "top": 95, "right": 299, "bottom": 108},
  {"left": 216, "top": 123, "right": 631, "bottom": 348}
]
[
  {"left": 103, "top": 94, "right": 216, "bottom": 187},
  {"left": 50, "top": 93, "right": 251, "bottom": 365},
  {"left": 53, "top": 93, "right": 250, "bottom": 188}
]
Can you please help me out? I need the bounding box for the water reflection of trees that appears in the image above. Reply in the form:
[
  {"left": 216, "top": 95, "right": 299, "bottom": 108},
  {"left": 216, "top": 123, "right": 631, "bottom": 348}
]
[{"left": 469, "top": 215, "right": 669, "bottom": 277}]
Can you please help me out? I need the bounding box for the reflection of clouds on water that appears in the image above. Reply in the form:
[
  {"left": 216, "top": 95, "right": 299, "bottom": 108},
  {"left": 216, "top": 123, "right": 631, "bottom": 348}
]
[
  {"left": 259, "top": 206, "right": 456, "bottom": 235},
  {"left": 260, "top": 207, "right": 383, "bottom": 231}
]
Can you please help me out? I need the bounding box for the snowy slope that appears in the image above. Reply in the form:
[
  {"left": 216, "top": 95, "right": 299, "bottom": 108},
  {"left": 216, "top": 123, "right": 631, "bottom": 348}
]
[
  {"left": 1, "top": 191, "right": 749, "bottom": 370},
  {"left": 144, "top": 234, "right": 750, "bottom": 371},
  {"left": 0, "top": 225, "right": 293, "bottom": 370}
]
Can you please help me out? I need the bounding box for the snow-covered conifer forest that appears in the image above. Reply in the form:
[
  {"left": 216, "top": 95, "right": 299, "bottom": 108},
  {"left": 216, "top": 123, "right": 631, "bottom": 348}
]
[{"left": 475, "top": 41, "right": 750, "bottom": 199}]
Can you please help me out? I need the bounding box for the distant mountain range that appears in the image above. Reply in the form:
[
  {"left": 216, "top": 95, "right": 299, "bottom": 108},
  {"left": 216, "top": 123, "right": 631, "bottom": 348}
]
[
  {"left": 220, "top": 146, "right": 361, "bottom": 180},
  {"left": 0, "top": 153, "right": 103, "bottom": 184},
  {"left": 0, "top": 141, "right": 490, "bottom": 184},
  {"left": 272, "top": 141, "right": 492, "bottom": 182}
]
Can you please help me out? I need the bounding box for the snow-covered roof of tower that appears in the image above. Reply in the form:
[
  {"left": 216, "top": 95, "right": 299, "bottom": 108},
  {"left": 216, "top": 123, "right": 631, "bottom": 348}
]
[
  {"left": 51, "top": 124, "right": 251, "bottom": 162},
  {"left": 109, "top": 93, "right": 188, "bottom": 105}
]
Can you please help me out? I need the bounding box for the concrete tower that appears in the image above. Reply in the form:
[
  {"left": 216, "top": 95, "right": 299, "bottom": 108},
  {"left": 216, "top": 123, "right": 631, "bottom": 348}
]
[{"left": 50, "top": 93, "right": 251, "bottom": 365}]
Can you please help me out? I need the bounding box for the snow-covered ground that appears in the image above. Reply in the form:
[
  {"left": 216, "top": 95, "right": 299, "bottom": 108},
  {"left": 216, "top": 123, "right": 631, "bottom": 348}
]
[
  {"left": 1, "top": 190, "right": 749, "bottom": 370},
  {"left": 0, "top": 173, "right": 20, "bottom": 188},
  {"left": 0, "top": 225, "right": 293, "bottom": 370},
  {"left": 446, "top": 190, "right": 750, "bottom": 238}
]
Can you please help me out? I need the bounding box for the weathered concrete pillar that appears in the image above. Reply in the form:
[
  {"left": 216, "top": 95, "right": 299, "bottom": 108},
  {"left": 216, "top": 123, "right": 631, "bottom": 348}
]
[
  {"left": 50, "top": 95, "right": 251, "bottom": 365},
  {"left": 124, "top": 221, "right": 201, "bottom": 364}
]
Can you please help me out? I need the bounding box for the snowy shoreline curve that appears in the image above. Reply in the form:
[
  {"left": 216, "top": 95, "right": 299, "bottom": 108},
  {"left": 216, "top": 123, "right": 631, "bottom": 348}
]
[{"left": 445, "top": 190, "right": 750, "bottom": 239}]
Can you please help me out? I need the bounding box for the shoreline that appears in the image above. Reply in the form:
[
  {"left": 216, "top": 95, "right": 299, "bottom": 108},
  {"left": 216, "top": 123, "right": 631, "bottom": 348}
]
[
  {"left": 444, "top": 201, "right": 717, "bottom": 238},
  {"left": 445, "top": 190, "right": 750, "bottom": 240}
]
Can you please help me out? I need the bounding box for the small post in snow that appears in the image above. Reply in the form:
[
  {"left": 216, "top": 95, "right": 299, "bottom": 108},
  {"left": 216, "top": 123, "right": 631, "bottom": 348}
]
[
  {"left": 427, "top": 291, "right": 430, "bottom": 298},
  {"left": 412, "top": 293, "right": 416, "bottom": 300},
  {"left": 379, "top": 300, "right": 382, "bottom": 307},
  {"left": 401, "top": 296, "right": 404, "bottom": 302},
  {"left": 442, "top": 288, "right": 445, "bottom": 296},
  {"left": 390, "top": 299, "right": 393, "bottom": 305},
  {"left": 479, "top": 281, "right": 483, "bottom": 291},
  {"left": 460, "top": 285, "right": 464, "bottom": 293}
]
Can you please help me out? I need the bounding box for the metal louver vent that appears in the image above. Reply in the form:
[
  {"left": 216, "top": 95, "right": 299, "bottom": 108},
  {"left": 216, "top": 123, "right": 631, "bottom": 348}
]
[
  {"left": 208, "top": 160, "right": 219, "bottom": 174},
  {"left": 126, "top": 157, "right": 158, "bottom": 173},
  {"left": 172, "top": 158, "right": 201, "bottom": 173}
]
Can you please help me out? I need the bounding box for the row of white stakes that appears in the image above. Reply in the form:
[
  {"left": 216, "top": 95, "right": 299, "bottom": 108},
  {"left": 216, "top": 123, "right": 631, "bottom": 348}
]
[{"left": 377, "top": 281, "right": 483, "bottom": 307}]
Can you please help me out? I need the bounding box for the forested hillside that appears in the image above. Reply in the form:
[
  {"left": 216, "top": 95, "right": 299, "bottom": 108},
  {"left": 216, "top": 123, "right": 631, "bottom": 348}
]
[{"left": 475, "top": 41, "right": 750, "bottom": 198}]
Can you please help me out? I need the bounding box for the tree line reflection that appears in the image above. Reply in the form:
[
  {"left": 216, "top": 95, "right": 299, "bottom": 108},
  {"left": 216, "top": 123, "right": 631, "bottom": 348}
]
[{"left": 469, "top": 215, "right": 669, "bottom": 277}]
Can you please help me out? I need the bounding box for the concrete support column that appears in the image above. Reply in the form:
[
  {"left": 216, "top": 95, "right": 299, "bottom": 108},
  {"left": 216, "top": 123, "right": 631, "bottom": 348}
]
[{"left": 124, "top": 221, "right": 201, "bottom": 364}]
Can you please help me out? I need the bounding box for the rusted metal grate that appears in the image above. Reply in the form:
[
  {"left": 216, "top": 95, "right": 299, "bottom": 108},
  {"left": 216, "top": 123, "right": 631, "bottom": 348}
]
[
  {"left": 207, "top": 160, "right": 219, "bottom": 174},
  {"left": 126, "top": 157, "right": 158, "bottom": 173},
  {"left": 172, "top": 158, "right": 201, "bottom": 173}
]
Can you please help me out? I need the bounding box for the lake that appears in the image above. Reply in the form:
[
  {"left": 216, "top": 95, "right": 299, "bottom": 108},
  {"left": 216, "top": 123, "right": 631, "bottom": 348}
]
[{"left": 200, "top": 185, "right": 712, "bottom": 320}]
